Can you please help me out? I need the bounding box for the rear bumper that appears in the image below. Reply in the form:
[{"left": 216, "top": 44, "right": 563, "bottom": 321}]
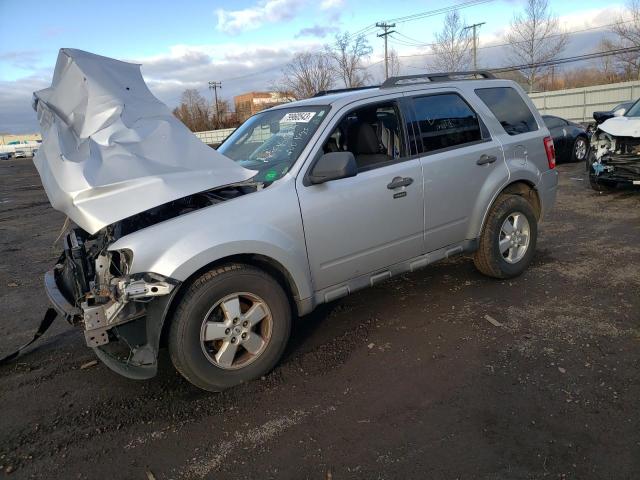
[
  {"left": 538, "top": 169, "right": 558, "bottom": 220},
  {"left": 44, "top": 269, "right": 82, "bottom": 322}
]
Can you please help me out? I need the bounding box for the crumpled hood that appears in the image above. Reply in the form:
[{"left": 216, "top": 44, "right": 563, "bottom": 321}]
[
  {"left": 33, "top": 48, "right": 254, "bottom": 234},
  {"left": 599, "top": 116, "right": 640, "bottom": 138}
]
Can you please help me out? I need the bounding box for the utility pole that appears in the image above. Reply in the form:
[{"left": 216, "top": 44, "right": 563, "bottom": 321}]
[
  {"left": 376, "top": 22, "right": 396, "bottom": 80},
  {"left": 462, "top": 22, "right": 485, "bottom": 70},
  {"left": 208, "top": 81, "right": 222, "bottom": 126}
]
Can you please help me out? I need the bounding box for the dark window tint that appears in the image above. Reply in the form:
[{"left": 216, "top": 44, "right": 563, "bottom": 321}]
[
  {"left": 411, "top": 93, "right": 482, "bottom": 153},
  {"left": 475, "top": 87, "right": 538, "bottom": 135},
  {"left": 542, "top": 115, "right": 566, "bottom": 129}
]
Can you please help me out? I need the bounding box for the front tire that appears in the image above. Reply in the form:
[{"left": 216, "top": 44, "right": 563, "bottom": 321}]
[
  {"left": 589, "top": 174, "right": 617, "bottom": 192},
  {"left": 474, "top": 194, "right": 538, "bottom": 279},
  {"left": 169, "top": 263, "right": 291, "bottom": 392}
]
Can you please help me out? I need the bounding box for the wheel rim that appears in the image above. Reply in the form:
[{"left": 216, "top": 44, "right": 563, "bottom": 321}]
[
  {"left": 199, "top": 292, "right": 273, "bottom": 370},
  {"left": 575, "top": 138, "right": 587, "bottom": 160},
  {"left": 499, "top": 212, "right": 530, "bottom": 264}
]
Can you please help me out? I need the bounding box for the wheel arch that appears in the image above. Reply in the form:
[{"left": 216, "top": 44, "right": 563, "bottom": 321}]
[
  {"left": 476, "top": 179, "right": 542, "bottom": 239},
  {"left": 158, "top": 253, "right": 309, "bottom": 348}
]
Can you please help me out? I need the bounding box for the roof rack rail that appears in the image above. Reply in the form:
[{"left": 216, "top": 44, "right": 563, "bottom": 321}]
[
  {"left": 313, "top": 85, "right": 380, "bottom": 97},
  {"left": 381, "top": 71, "right": 495, "bottom": 89}
]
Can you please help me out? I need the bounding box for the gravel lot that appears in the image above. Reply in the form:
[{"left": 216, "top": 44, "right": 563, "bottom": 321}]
[{"left": 0, "top": 158, "right": 639, "bottom": 480}]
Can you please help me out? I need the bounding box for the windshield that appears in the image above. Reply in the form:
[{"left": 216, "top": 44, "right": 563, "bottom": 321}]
[
  {"left": 218, "top": 106, "right": 329, "bottom": 182},
  {"left": 624, "top": 100, "right": 640, "bottom": 117}
]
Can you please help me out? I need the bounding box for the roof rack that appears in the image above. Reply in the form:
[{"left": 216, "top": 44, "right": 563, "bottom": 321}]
[
  {"left": 313, "top": 85, "right": 380, "bottom": 97},
  {"left": 381, "top": 71, "right": 495, "bottom": 89}
]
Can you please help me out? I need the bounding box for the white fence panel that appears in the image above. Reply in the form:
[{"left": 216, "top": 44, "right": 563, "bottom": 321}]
[
  {"left": 530, "top": 80, "right": 640, "bottom": 123},
  {"left": 194, "top": 128, "right": 236, "bottom": 145}
]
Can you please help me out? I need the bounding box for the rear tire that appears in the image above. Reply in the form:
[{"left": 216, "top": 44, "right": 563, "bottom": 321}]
[
  {"left": 169, "top": 263, "right": 291, "bottom": 392},
  {"left": 474, "top": 194, "right": 538, "bottom": 279},
  {"left": 571, "top": 136, "right": 588, "bottom": 163}
]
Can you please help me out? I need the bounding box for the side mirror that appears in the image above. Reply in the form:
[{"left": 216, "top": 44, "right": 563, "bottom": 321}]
[
  {"left": 308, "top": 152, "right": 357, "bottom": 185},
  {"left": 613, "top": 108, "right": 626, "bottom": 117}
]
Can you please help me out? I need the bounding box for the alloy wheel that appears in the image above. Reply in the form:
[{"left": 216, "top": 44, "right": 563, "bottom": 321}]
[
  {"left": 199, "top": 292, "right": 273, "bottom": 370},
  {"left": 575, "top": 138, "right": 587, "bottom": 161},
  {"left": 499, "top": 212, "right": 531, "bottom": 264}
]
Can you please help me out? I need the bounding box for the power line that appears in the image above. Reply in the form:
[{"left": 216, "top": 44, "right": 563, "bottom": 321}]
[
  {"left": 217, "top": 8, "right": 632, "bottom": 85},
  {"left": 402, "top": 46, "right": 640, "bottom": 73},
  {"left": 388, "top": 19, "right": 632, "bottom": 51},
  {"left": 385, "top": 0, "right": 494, "bottom": 24},
  {"left": 488, "top": 46, "right": 640, "bottom": 73}
]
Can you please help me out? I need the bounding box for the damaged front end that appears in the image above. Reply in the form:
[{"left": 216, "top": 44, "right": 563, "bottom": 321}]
[
  {"left": 590, "top": 122, "right": 640, "bottom": 188},
  {"left": 48, "top": 225, "right": 178, "bottom": 378},
  {"left": 34, "top": 48, "right": 257, "bottom": 377},
  {"left": 45, "top": 181, "right": 258, "bottom": 378}
]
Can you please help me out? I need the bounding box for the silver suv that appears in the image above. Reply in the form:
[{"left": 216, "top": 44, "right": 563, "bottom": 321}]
[{"left": 36, "top": 50, "right": 557, "bottom": 391}]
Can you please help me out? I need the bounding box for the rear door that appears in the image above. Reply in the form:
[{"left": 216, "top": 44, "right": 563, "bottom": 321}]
[{"left": 405, "top": 90, "right": 508, "bottom": 253}]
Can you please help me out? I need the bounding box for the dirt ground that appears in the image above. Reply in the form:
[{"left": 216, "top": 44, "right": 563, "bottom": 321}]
[{"left": 0, "top": 158, "right": 639, "bottom": 480}]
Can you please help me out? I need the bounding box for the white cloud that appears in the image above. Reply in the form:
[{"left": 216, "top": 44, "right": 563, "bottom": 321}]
[
  {"left": 216, "top": 0, "right": 306, "bottom": 34},
  {"left": 320, "top": 0, "right": 343, "bottom": 9}
]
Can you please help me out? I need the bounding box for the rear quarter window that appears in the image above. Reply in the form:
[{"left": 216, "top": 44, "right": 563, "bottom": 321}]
[{"left": 475, "top": 87, "right": 538, "bottom": 136}]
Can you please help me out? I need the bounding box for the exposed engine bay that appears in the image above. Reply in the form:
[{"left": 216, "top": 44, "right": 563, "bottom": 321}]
[
  {"left": 53, "top": 184, "right": 258, "bottom": 350},
  {"left": 591, "top": 131, "right": 640, "bottom": 183}
]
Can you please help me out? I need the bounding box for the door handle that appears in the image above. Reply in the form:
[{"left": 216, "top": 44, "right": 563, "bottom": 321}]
[
  {"left": 387, "top": 176, "right": 414, "bottom": 189},
  {"left": 476, "top": 154, "right": 497, "bottom": 165}
]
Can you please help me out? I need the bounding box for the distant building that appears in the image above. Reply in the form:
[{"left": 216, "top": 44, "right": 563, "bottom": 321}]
[
  {"left": 0, "top": 133, "right": 42, "bottom": 145},
  {"left": 234, "top": 92, "right": 293, "bottom": 121}
]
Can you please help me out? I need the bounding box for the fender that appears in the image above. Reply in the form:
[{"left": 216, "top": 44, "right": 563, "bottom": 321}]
[{"left": 109, "top": 180, "right": 314, "bottom": 303}]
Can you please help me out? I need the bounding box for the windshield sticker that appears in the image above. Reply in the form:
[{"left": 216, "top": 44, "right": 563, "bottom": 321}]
[{"left": 280, "top": 111, "right": 316, "bottom": 123}]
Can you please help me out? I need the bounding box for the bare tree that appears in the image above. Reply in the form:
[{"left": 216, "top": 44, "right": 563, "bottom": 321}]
[
  {"left": 173, "top": 89, "right": 211, "bottom": 132},
  {"left": 326, "top": 32, "right": 373, "bottom": 88},
  {"left": 388, "top": 48, "right": 401, "bottom": 77},
  {"left": 429, "top": 10, "right": 472, "bottom": 72},
  {"left": 597, "top": 39, "right": 623, "bottom": 83},
  {"left": 277, "top": 52, "right": 335, "bottom": 99},
  {"left": 505, "top": 0, "right": 568, "bottom": 92},
  {"left": 604, "top": 0, "right": 640, "bottom": 80},
  {"left": 173, "top": 90, "right": 240, "bottom": 131}
]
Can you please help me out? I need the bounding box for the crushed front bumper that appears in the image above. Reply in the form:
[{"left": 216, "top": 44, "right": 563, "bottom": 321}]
[
  {"left": 590, "top": 154, "right": 640, "bottom": 186},
  {"left": 43, "top": 267, "right": 181, "bottom": 380},
  {"left": 44, "top": 269, "right": 82, "bottom": 322}
]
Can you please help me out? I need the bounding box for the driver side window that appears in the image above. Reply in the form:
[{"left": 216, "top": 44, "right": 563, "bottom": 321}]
[{"left": 322, "top": 102, "right": 406, "bottom": 171}]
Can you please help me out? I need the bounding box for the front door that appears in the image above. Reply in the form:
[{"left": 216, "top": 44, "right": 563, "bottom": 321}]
[{"left": 296, "top": 100, "right": 424, "bottom": 291}]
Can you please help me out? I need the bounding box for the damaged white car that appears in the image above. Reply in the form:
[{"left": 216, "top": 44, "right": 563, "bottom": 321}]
[
  {"left": 589, "top": 101, "right": 640, "bottom": 190},
  {"left": 34, "top": 49, "right": 557, "bottom": 391}
]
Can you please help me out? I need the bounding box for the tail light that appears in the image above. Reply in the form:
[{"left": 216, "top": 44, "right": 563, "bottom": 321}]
[{"left": 543, "top": 136, "right": 556, "bottom": 169}]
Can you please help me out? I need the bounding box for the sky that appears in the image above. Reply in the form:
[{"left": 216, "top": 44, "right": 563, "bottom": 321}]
[{"left": 0, "top": 0, "right": 627, "bottom": 133}]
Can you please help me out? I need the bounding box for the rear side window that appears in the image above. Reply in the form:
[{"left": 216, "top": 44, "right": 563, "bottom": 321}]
[
  {"left": 475, "top": 87, "right": 538, "bottom": 136},
  {"left": 411, "top": 93, "right": 483, "bottom": 153},
  {"left": 543, "top": 115, "right": 565, "bottom": 129}
]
